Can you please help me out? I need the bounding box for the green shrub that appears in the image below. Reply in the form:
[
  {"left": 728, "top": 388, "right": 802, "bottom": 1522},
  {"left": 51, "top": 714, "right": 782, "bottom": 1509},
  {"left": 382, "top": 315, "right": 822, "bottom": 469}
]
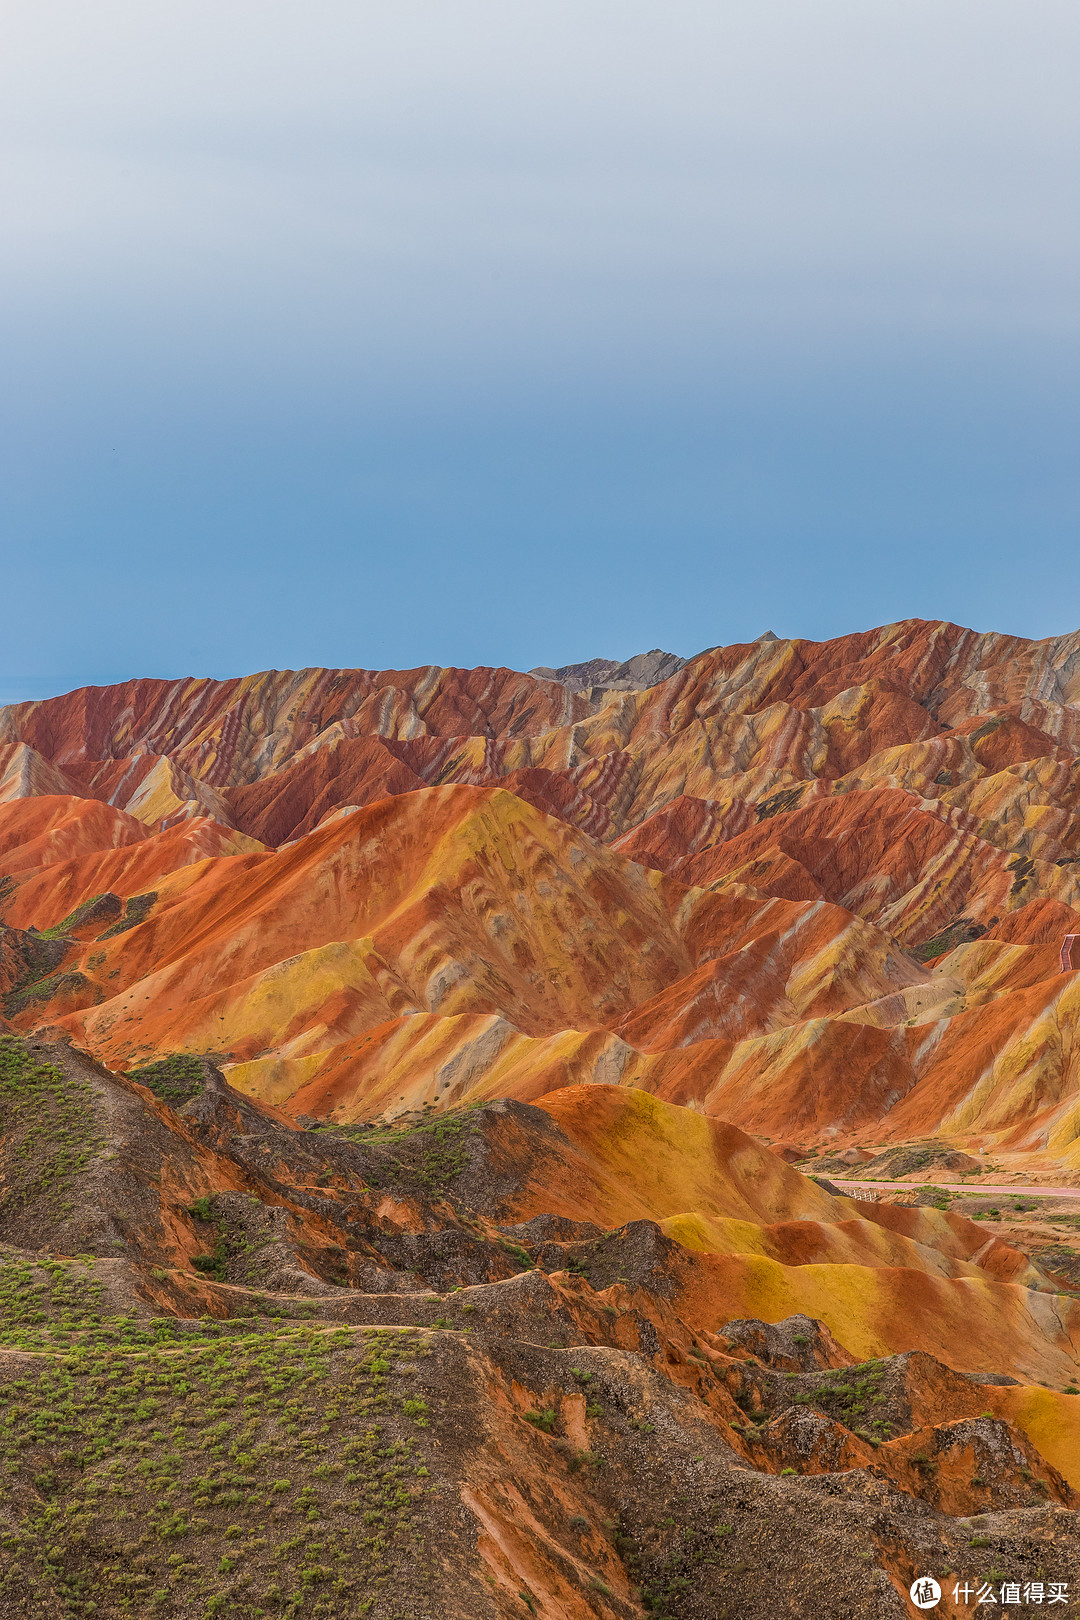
[{"left": 129, "top": 1052, "right": 204, "bottom": 1107}]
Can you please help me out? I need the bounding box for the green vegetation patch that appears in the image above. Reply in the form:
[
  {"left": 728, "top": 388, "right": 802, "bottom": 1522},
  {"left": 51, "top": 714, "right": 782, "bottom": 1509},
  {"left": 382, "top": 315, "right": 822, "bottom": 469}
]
[
  {"left": 130, "top": 1055, "right": 206, "bottom": 1109},
  {"left": 0, "top": 1037, "right": 106, "bottom": 1214},
  {"left": 794, "top": 1364, "right": 891, "bottom": 1436},
  {"left": 3, "top": 969, "right": 91, "bottom": 1017},
  {"left": 0, "top": 932, "right": 70, "bottom": 1017},
  {"left": 327, "top": 1108, "right": 481, "bottom": 1199},
  {"left": 616, "top": 1509, "right": 737, "bottom": 1619},
  {"left": 1006, "top": 855, "right": 1037, "bottom": 900},
  {"left": 408, "top": 1113, "right": 477, "bottom": 1195},
  {"left": 969, "top": 715, "right": 1008, "bottom": 745},
  {"left": 38, "top": 893, "right": 121, "bottom": 940},
  {"left": 185, "top": 1201, "right": 232, "bottom": 1284},
  {"left": 97, "top": 892, "right": 158, "bottom": 940},
  {"left": 755, "top": 787, "right": 803, "bottom": 823},
  {"left": 0, "top": 1255, "right": 106, "bottom": 1348},
  {"left": 909, "top": 918, "right": 986, "bottom": 963},
  {"left": 0, "top": 1308, "right": 437, "bottom": 1618},
  {"left": 0, "top": 1257, "right": 317, "bottom": 1357}
]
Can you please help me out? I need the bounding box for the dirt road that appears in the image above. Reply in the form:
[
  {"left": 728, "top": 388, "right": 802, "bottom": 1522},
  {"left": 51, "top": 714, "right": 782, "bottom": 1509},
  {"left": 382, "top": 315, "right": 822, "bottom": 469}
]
[{"left": 832, "top": 1178, "right": 1080, "bottom": 1199}]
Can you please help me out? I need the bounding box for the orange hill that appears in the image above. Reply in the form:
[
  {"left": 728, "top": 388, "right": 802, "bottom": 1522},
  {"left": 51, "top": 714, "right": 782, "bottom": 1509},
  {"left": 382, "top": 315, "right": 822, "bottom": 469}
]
[{"left": 4, "top": 620, "right": 1080, "bottom": 1168}]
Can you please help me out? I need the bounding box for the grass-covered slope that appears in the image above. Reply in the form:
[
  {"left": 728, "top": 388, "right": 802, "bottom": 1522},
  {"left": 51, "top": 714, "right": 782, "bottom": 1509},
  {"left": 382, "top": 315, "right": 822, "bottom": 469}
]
[{"left": 0, "top": 1286, "right": 438, "bottom": 1618}]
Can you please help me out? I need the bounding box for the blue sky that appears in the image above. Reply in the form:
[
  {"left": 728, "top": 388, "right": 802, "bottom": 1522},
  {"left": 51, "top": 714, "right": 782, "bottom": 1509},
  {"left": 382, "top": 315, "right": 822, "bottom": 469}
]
[{"left": 2, "top": 0, "right": 1078, "bottom": 700}]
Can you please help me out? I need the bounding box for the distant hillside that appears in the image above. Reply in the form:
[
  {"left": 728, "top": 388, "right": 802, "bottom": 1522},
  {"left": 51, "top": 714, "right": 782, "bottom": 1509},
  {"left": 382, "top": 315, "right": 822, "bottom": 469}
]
[
  {"left": 528, "top": 647, "right": 687, "bottom": 691},
  {"left": 3, "top": 620, "right": 1080, "bottom": 1159}
]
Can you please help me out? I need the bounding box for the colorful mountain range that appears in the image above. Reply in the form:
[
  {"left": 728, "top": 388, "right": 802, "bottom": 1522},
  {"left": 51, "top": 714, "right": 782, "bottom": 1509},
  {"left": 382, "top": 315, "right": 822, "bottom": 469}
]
[
  {"left": 4, "top": 618, "right": 1080, "bottom": 1166},
  {"left": 4, "top": 620, "right": 1080, "bottom": 1614}
]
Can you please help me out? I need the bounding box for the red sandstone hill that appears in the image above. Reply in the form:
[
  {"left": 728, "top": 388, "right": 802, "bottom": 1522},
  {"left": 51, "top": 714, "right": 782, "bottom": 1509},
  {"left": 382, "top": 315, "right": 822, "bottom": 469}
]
[{"left": 4, "top": 620, "right": 1080, "bottom": 1168}]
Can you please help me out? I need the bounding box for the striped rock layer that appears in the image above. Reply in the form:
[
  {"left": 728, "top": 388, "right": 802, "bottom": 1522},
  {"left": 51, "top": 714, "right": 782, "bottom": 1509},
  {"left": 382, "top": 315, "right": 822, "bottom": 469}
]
[{"left": 4, "top": 620, "right": 1080, "bottom": 1165}]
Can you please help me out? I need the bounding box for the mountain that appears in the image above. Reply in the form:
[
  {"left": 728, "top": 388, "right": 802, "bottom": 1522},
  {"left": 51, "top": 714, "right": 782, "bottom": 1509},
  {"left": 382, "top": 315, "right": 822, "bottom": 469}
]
[
  {"left": 3, "top": 620, "right": 1080, "bottom": 1613},
  {"left": 527, "top": 648, "right": 687, "bottom": 692},
  {"left": 5, "top": 620, "right": 1080, "bottom": 1160}
]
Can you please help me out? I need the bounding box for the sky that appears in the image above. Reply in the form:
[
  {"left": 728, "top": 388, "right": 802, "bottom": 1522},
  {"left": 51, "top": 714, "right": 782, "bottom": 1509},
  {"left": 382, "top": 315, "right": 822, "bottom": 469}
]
[{"left": 1, "top": 0, "right": 1078, "bottom": 699}]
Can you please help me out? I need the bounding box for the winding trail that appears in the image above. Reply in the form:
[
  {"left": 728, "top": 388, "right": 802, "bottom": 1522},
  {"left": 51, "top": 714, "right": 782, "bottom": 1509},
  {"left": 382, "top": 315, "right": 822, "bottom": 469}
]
[{"left": 832, "top": 1178, "right": 1080, "bottom": 1200}]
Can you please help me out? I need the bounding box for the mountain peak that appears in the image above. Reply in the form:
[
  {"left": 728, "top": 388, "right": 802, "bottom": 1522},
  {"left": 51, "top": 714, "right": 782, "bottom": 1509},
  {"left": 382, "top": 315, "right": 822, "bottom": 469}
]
[{"left": 528, "top": 648, "right": 686, "bottom": 692}]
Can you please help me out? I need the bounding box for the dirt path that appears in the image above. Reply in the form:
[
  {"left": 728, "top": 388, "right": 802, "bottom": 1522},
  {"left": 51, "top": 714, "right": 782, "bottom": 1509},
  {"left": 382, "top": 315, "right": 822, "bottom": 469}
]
[{"left": 832, "top": 1178, "right": 1080, "bottom": 1199}]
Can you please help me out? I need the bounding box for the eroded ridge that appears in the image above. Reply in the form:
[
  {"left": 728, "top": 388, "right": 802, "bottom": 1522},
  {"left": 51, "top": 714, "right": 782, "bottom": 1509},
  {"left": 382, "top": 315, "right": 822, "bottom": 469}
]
[{"left": 0, "top": 1037, "right": 1078, "bottom": 1618}]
